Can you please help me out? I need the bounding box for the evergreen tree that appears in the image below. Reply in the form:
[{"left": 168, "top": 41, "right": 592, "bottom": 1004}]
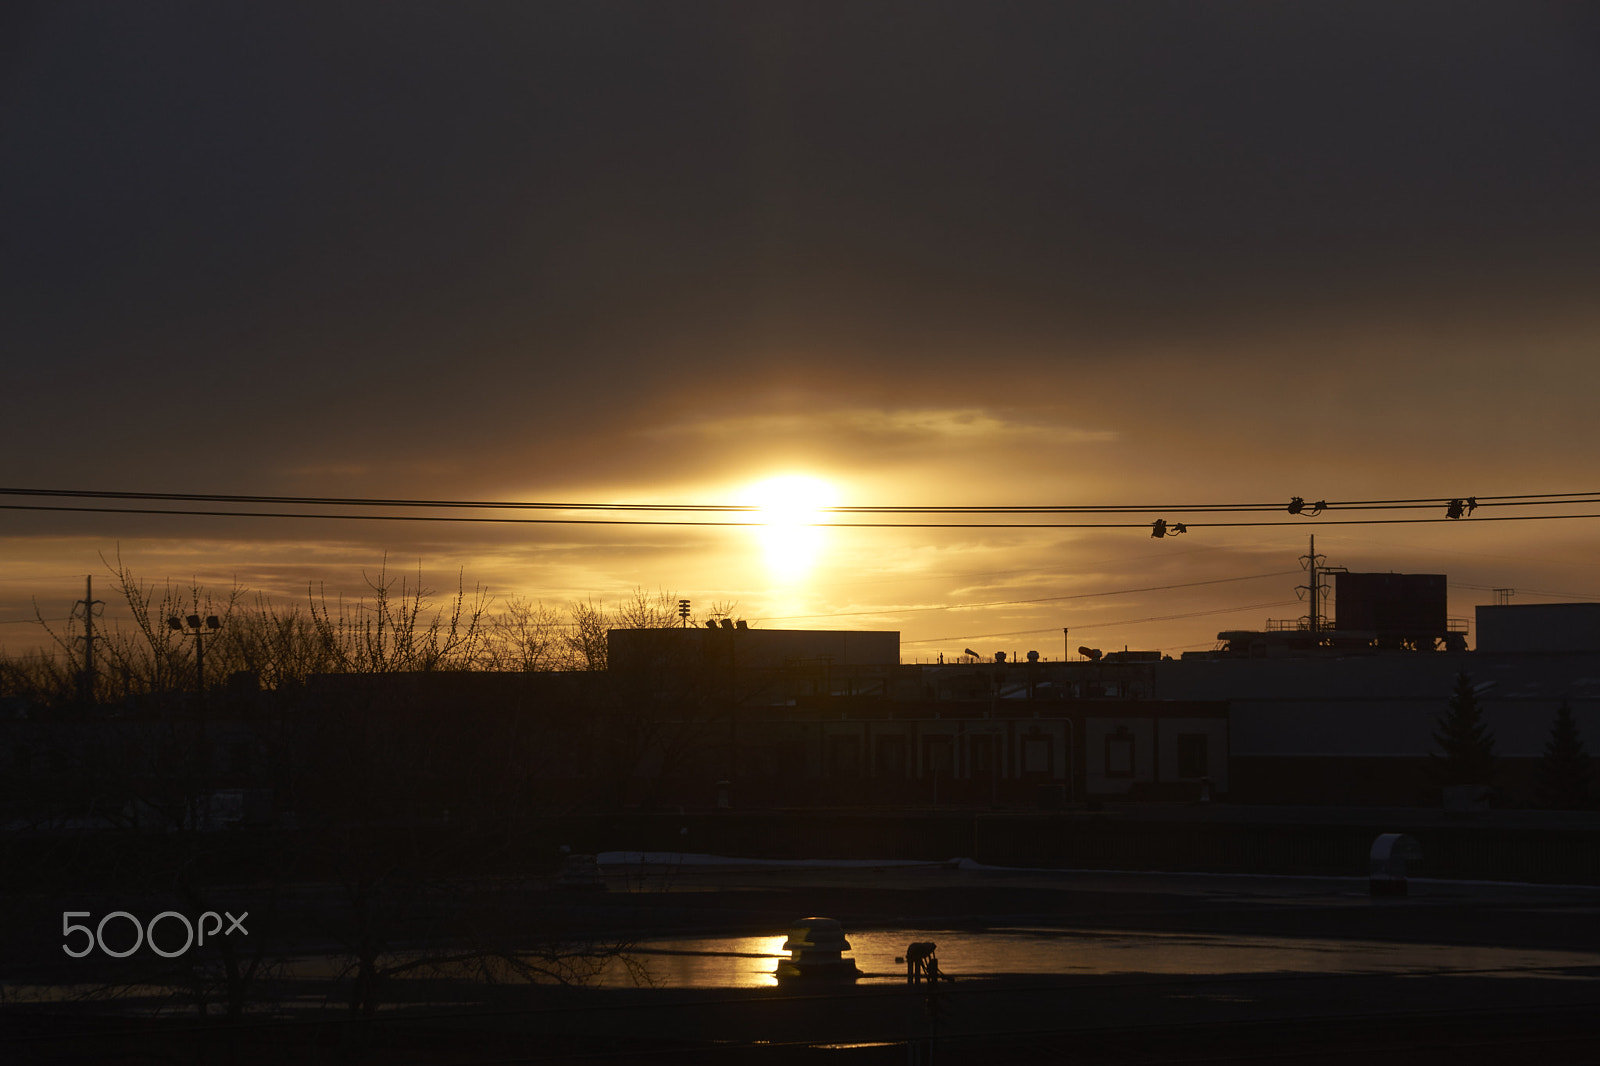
[
  {"left": 1430, "top": 671, "right": 1496, "bottom": 787},
  {"left": 1534, "top": 700, "right": 1591, "bottom": 810}
]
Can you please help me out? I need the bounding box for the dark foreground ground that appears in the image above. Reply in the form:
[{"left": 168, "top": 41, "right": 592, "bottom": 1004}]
[
  {"left": 6, "top": 860, "right": 1599, "bottom": 1065},
  {"left": 9, "top": 990, "right": 1598, "bottom": 1065}
]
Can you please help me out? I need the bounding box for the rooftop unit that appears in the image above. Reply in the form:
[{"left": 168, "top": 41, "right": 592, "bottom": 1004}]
[
  {"left": 1475, "top": 603, "right": 1600, "bottom": 653},
  {"left": 1334, "top": 572, "right": 1447, "bottom": 637}
]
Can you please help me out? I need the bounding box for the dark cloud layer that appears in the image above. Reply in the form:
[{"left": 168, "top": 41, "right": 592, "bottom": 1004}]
[{"left": 6, "top": 3, "right": 1599, "bottom": 496}]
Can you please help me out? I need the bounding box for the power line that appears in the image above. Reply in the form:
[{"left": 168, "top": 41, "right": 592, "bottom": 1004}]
[
  {"left": 0, "top": 485, "right": 1279, "bottom": 512},
  {"left": 1451, "top": 582, "right": 1600, "bottom": 601},
  {"left": 0, "top": 502, "right": 1125, "bottom": 527},
  {"left": 4, "top": 485, "right": 1600, "bottom": 515},
  {"left": 7, "top": 502, "right": 1600, "bottom": 529},
  {"left": 898, "top": 600, "right": 1300, "bottom": 645}
]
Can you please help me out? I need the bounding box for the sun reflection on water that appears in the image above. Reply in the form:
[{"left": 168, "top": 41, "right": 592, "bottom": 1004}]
[{"left": 591, "top": 927, "right": 1600, "bottom": 990}]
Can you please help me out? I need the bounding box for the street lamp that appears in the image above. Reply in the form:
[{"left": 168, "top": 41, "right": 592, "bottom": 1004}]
[
  {"left": 168, "top": 613, "right": 221, "bottom": 819},
  {"left": 168, "top": 613, "right": 221, "bottom": 700}
]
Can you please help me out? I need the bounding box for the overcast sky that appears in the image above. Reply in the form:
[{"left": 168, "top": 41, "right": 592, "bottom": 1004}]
[{"left": 5, "top": 2, "right": 1600, "bottom": 658}]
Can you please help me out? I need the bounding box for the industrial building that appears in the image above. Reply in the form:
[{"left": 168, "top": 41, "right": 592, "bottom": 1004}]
[
  {"left": 601, "top": 590, "right": 1600, "bottom": 809},
  {"left": 5, "top": 577, "right": 1595, "bottom": 824}
]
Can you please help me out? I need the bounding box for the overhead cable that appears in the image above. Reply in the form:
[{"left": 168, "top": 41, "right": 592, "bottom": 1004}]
[
  {"left": 7, "top": 502, "right": 1600, "bottom": 529},
  {"left": 897, "top": 600, "right": 1300, "bottom": 644},
  {"left": 4, "top": 485, "right": 1600, "bottom": 515},
  {"left": 756, "top": 570, "right": 1302, "bottom": 622}
]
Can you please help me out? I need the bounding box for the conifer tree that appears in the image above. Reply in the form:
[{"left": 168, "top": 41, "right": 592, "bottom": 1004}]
[
  {"left": 1430, "top": 671, "right": 1496, "bottom": 787},
  {"left": 1534, "top": 700, "right": 1591, "bottom": 810}
]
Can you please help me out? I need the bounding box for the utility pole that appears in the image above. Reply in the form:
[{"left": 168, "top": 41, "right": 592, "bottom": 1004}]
[
  {"left": 1299, "top": 535, "right": 1328, "bottom": 637},
  {"left": 1308, "top": 534, "right": 1318, "bottom": 636},
  {"left": 73, "top": 576, "right": 104, "bottom": 705}
]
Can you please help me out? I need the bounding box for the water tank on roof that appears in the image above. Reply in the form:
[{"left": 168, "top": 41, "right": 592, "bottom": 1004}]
[{"left": 1335, "top": 573, "right": 1447, "bottom": 636}]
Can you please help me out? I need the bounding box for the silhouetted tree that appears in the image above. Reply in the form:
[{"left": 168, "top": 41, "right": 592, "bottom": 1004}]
[
  {"left": 307, "top": 560, "right": 490, "bottom": 673},
  {"left": 562, "top": 597, "right": 612, "bottom": 670},
  {"left": 1534, "top": 700, "right": 1591, "bottom": 810},
  {"left": 1430, "top": 671, "right": 1496, "bottom": 787},
  {"left": 482, "top": 596, "right": 564, "bottom": 671}
]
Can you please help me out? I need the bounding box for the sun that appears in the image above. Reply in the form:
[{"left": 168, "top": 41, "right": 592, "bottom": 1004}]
[{"left": 745, "top": 475, "right": 837, "bottom": 583}]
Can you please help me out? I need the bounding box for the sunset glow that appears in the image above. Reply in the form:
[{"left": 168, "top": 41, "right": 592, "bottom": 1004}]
[
  {"left": 746, "top": 475, "right": 838, "bottom": 583},
  {"left": 3, "top": 6, "right": 1599, "bottom": 665}
]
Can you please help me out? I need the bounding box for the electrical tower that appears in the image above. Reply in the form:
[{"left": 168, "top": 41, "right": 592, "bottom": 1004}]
[
  {"left": 1298, "top": 535, "right": 1333, "bottom": 636},
  {"left": 72, "top": 575, "right": 104, "bottom": 704}
]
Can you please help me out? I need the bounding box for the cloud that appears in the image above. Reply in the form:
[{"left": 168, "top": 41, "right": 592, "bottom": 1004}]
[
  {"left": 283, "top": 463, "right": 372, "bottom": 479},
  {"left": 642, "top": 406, "right": 1119, "bottom": 450}
]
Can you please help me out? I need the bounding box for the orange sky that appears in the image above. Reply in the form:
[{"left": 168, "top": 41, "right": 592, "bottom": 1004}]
[{"left": 4, "top": 5, "right": 1600, "bottom": 662}]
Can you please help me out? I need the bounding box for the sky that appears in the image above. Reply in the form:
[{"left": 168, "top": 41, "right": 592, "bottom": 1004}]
[{"left": 5, "top": 2, "right": 1600, "bottom": 662}]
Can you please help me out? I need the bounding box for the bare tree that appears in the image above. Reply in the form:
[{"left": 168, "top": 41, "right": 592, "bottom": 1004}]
[
  {"left": 482, "top": 597, "right": 564, "bottom": 671},
  {"left": 307, "top": 560, "right": 491, "bottom": 674},
  {"left": 562, "top": 598, "right": 612, "bottom": 671}
]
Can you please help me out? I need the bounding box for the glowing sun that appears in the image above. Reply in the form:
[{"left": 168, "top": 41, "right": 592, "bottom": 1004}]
[{"left": 746, "top": 475, "right": 837, "bottom": 582}]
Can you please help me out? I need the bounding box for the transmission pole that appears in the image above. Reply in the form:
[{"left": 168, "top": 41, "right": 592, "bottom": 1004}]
[
  {"left": 1298, "top": 535, "right": 1329, "bottom": 637},
  {"left": 1308, "top": 535, "right": 1318, "bottom": 636},
  {"left": 72, "top": 575, "right": 104, "bottom": 705}
]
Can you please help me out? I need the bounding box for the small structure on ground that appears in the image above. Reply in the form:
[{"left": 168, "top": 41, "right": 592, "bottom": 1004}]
[
  {"left": 1369, "top": 833, "right": 1422, "bottom": 897},
  {"left": 775, "top": 917, "right": 861, "bottom": 979}
]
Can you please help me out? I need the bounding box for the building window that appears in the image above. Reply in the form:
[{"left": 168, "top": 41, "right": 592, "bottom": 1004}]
[
  {"left": 1105, "top": 732, "right": 1134, "bottom": 777},
  {"left": 1023, "top": 737, "right": 1050, "bottom": 775},
  {"left": 924, "top": 735, "right": 953, "bottom": 775},
  {"left": 1177, "top": 733, "right": 1208, "bottom": 779}
]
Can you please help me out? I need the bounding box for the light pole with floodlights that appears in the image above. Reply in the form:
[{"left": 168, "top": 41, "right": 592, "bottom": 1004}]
[
  {"left": 168, "top": 613, "right": 221, "bottom": 701},
  {"left": 168, "top": 613, "right": 221, "bottom": 813}
]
